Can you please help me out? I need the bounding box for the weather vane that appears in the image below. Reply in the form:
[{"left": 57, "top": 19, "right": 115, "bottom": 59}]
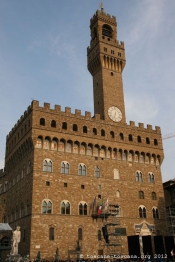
[{"left": 100, "top": 0, "right": 104, "bottom": 12}]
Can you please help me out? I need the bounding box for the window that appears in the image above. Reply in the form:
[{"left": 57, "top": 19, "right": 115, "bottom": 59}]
[
  {"left": 139, "top": 191, "right": 144, "bottom": 199},
  {"left": 78, "top": 164, "right": 86, "bottom": 176},
  {"left": 119, "top": 133, "right": 124, "bottom": 140},
  {"left": 49, "top": 227, "right": 54, "bottom": 240},
  {"left": 83, "top": 126, "right": 87, "bottom": 133},
  {"left": 61, "top": 201, "right": 70, "bottom": 215},
  {"left": 152, "top": 208, "right": 159, "bottom": 219},
  {"left": 43, "top": 159, "right": 52, "bottom": 172},
  {"left": 154, "top": 139, "right": 158, "bottom": 145},
  {"left": 51, "top": 120, "right": 56, "bottom": 128},
  {"left": 28, "top": 161, "right": 32, "bottom": 174},
  {"left": 101, "top": 129, "right": 105, "bottom": 136},
  {"left": 111, "top": 50, "right": 114, "bottom": 54},
  {"left": 93, "top": 128, "right": 97, "bottom": 135},
  {"left": 137, "top": 136, "right": 141, "bottom": 143},
  {"left": 62, "top": 122, "right": 67, "bottom": 130},
  {"left": 129, "top": 134, "right": 133, "bottom": 141},
  {"left": 21, "top": 204, "right": 24, "bottom": 217},
  {"left": 94, "top": 166, "right": 100, "bottom": 178},
  {"left": 79, "top": 202, "right": 87, "bottom": 215},
  {"left": 61, "top": 162, "right": 69, "bottom": 174},
  {"left": 139, "top": 206, "right": 147, "bottom": 218},
  {"left": 110, "top": 131, "right": 114, "bottom": 138},
  {"left": 136, "top": 171, "right": 143, "bottom": 182},
  {"left": 146, "top": 137, "right": 150, "bottom": 144},
  {"left": 40, "top": 118, "right": 45, "bottom": 126},
  {"left": 42, "top": 200, "right": 52, "bottom": 214},
  {"left": 46, "top": 181, "right": 50, "bottom": 186},
  {"left": 102, "top": 24, "right": 112, "bottom": 38},
  {"left": 64, "top": 183, "right": 67, "bottom": 187},
  {"left": 73, "top": 124, "right": 78, "bottom": 131},
  {"left": 116, "top": 190, "right": 120, "bottom": 198},
  {"left": 114, "top": 169, "right": 119, "bottom": 179},
  {"left": 78, "top": 228, "right": 83, "bottom": 240},
  {"left": 104, "top": 47, "right": 107, "bottom": 52},
  {"left": 81, "top": 185, "right": 85, "bottom": 189},
  {"left": 98, "top": 230, "right": 102, "bottom": 241},
  {"left": 152, "top": 192, "right": 157, "bottom": 200},
  {"left": 148, "top": 173, "right": 155, "bottom": 183}
]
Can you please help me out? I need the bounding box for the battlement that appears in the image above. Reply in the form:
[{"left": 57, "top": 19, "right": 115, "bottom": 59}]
[
  {"left": 128, "top": 121, "right": 161, "bottom": 134},
  {"left": 6, "top": 105, "right": 32, "bottom": 140},
  {"left": 6, "top": 100, "right": 162, "bottom": 141},
  {"left": 90, "top": 10, "right": 116, "bottom": 27}
]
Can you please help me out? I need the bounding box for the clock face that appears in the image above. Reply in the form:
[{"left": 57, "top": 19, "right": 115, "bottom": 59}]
[{"left": 108, "top": 106, "right": 122, "bottom": 122}]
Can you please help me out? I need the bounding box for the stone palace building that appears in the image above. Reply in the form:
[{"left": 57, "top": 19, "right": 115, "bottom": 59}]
[{"left": 0, "top": 6, "right": 169, "bottom": 261}]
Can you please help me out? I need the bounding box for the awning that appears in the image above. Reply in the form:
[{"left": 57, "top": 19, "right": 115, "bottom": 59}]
[{"left": 0, "top": 223, "right": 12, "bottom": 232}]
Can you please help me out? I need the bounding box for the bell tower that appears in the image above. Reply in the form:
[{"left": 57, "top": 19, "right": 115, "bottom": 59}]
[{"left": 87, "top": 6, "right": 126, "bottom": 124}]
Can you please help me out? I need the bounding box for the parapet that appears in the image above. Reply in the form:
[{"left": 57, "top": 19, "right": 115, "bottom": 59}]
[
  {"left": 90, "top": 10, "right": 116, "bottom": 27},
  {"left": 128, "top": 121, "right": 161, "bottom": 134},
  {"left": 6, "top": 104, "right": 32, "bottom": 140}
]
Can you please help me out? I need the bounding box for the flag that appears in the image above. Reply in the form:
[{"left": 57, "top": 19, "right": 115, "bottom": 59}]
[{"left": 100, "top": 197, "right": 103, "bottom": 206}]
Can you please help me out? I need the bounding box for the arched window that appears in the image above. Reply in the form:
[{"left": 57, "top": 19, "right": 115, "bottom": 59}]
[
  {"left": 51, "top": 120, "right": 56, "bottom": 128},
  {"left": 154, "top": 139, "right": 158, "bottom": 145},
  {"left": 73, "top": 124, "right": 78, "bottom": 131},
  {"left": 152, "top": 207, "right": 159, "bottom": 219},
  {"left": 78, "top": 228, "right": 83, "bottom": 240},
  {"left": 137, "top": 136, "right": 141, "bottom": 143},
  {"left": 139, "top": 191, "right": 144, "bottom": 199},
  {"left": 94, "top": 166, "right": 100, "bottom": 178},
  {"left": 136, "top": 171, "right": 143, "bottom": 182},
  {"left": 119, "top": 133, "right": 124, "bottom": 140},
  {"left": 22, "top": 165, "right": 26, "bottom": 178},
  {"left": 114, "top": 169, "right": 119, "bottom": 179},
  {"left": 83, "top": 126, "right": 87, "bottom": 133},
  {"left": 110, "top": 131, "right": 114, "bottom": 138},
  {"left": 78, "top": 164, "right": 86, "bottom": 176},
  {"left": 116, "top": 190, "right": 120, "bottom": 198},
  {"left": 129, "top": 134, "right": 133, "bottom": 141},
  {"left": 102, "top": 24, "right": 112, "bottom": 38},
  {"left": 139, "top": 206, "right": 147, "bottom": 218},
  {"left": 61, "top": 162, "right": 69, "bottom": 174},
  {"left": 62, "top": 122, "right": 67, "bottom": 130},
  {"left": 146, "top": 137, "right": 150, "bottom": 144},
  {"left": 28, "top": 161, "right": 32, "bottom": 174},
  {"left": 26, "top": 202, "right": 30, "bottom": 215},
  {"left": 43, "top": 159, "right": 52, "bottom": 172},
  {"left": 42, "top": 200, "right": 52, "bottom": 214},
  {"left": 21, "top": 204, "right": 24, "bottom": 217},
  {"left": 40, "top": 118, "right": 45, "bottom": 126},
  {"left": 152, "top": 192, "right": 157, "bottom": 200},
  {"left": 93, "top": 128, "right": 97, "bottom": 135},
  {"left": 16, "top": 206, "right": 19, "bottom": 220},
  {"left": 79, "top": 202, "right": 87, "bottom": 215},
  {"left": 148, "top": 173, "right": 155, "bottom": 183},
  {"left": 61, "top": 201, "right": 70, "bottom": 215},
  {"left": 49, "top": 227, "right": 54, "bottom": 240},
  {"left": 101, "top": 129, "right": 105, "bottom": 136}
]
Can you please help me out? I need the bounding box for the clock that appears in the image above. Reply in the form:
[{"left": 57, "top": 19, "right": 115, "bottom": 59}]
[{"left": 108, "top": 106, "right": 122, "bottom": 122}]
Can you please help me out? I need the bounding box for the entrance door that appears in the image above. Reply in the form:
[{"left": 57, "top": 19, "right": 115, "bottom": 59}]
[
  {"left": 142, "top": 235, "right": 153, "bottom": 256},
  {"left": 128, "top": 236, "right": 140, "bottom": 257}
]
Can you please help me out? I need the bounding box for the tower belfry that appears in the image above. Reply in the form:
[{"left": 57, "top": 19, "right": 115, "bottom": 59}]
[{"left": 87, "top": 8, "right": 126, "bottom": 124}]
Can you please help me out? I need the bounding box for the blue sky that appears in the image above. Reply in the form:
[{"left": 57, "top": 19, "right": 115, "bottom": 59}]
[{"left": 0, "top": 0, "right": 175, "bottom": 182}]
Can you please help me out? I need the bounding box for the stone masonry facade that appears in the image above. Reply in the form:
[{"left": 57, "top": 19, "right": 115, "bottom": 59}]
[{"left": 0, "top": 7, "right": 166, "bottom": 261}]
